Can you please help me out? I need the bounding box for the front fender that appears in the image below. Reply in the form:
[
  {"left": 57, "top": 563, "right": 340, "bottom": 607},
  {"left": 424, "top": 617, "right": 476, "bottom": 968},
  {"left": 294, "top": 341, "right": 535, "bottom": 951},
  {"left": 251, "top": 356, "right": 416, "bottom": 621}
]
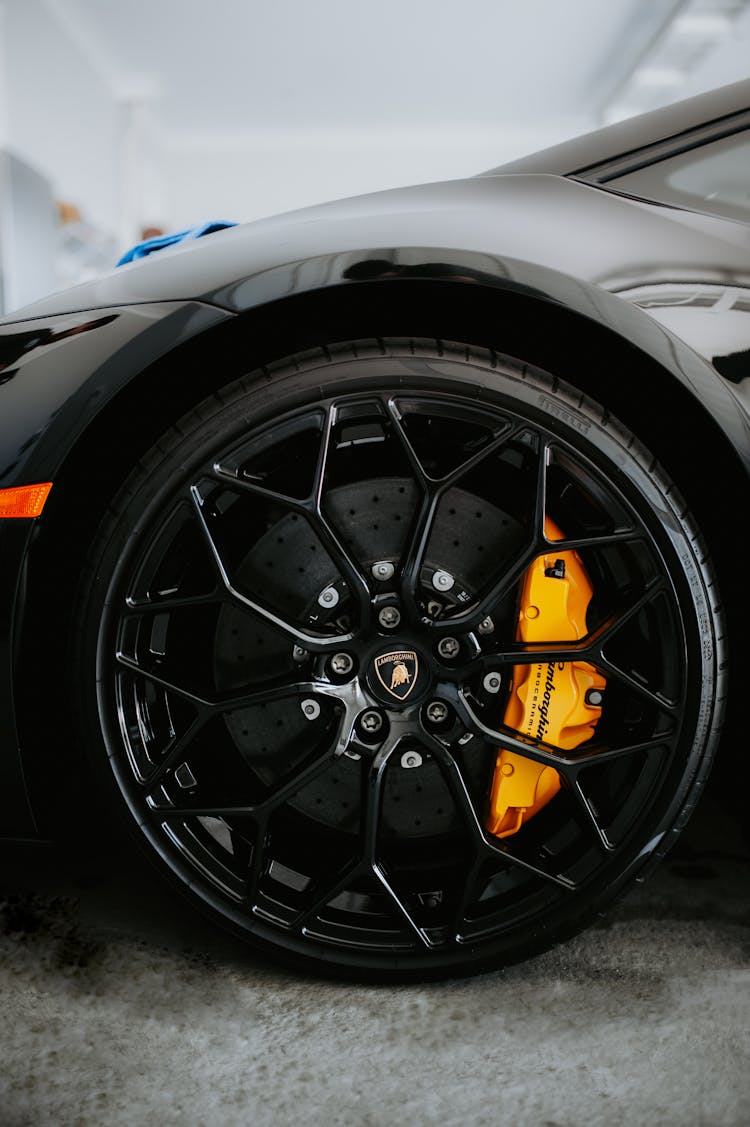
[{"left": 0, "top": 300, "right": 230, "bottom": 835}]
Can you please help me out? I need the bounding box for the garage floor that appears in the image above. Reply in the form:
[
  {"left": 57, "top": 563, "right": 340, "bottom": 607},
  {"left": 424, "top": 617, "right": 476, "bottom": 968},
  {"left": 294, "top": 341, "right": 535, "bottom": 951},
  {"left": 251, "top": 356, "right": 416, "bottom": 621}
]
[{"left": 1, "top": 793, "right": 748, "bottom": 1127}]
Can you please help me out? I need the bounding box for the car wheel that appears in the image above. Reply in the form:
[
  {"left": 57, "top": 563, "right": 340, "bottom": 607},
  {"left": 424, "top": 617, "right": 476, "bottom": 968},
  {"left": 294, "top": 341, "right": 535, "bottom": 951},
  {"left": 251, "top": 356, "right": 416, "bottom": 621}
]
[{"left": 74, "top": 339, "right": 725, "bottom": 977}]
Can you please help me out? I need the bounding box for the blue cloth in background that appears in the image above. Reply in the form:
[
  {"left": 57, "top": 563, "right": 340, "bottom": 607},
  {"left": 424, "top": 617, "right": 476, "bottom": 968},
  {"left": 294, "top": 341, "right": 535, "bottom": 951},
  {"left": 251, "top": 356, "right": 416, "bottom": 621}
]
[{"left": 116, "top": 221, "right": 237, "bottom": 266}]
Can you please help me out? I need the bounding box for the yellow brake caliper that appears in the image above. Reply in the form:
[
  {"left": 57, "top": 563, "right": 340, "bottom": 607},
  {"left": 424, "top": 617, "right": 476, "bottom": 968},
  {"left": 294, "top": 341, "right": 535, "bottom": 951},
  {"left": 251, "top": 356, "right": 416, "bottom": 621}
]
[{"left": 487, "top": 518, "right": 606, "bottom": 838}]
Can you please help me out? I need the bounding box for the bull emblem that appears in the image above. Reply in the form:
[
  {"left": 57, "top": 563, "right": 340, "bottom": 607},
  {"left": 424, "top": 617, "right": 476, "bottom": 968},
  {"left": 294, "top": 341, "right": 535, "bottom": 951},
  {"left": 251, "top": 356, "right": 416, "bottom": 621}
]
[
  {"left": 374, "top": 650, "right": 419, "bottom": 701},
  {"left": 390, "top": 662, "right": 411, "bottom": 690}
]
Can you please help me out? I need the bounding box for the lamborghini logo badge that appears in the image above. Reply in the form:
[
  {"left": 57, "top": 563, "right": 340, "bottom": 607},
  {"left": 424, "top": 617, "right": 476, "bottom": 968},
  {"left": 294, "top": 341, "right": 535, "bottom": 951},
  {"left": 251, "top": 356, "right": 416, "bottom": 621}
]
[{"left": 374, "top": 650, "right": 418, "bottom": 701}]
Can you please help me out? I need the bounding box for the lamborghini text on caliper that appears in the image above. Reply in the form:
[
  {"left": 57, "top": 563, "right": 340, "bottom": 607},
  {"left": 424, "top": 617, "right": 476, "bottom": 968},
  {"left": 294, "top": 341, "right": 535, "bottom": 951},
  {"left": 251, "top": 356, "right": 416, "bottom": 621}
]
[{"left": 487, "top": 518, "right": 606, "bottom": 838}]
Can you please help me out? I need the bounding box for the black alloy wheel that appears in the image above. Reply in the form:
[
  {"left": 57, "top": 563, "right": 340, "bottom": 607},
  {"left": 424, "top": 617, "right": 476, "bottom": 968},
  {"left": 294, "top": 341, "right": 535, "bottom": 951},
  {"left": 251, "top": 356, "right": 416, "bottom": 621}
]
[{"left": 74, "top": 340, "right": 725, "bottom": 977}]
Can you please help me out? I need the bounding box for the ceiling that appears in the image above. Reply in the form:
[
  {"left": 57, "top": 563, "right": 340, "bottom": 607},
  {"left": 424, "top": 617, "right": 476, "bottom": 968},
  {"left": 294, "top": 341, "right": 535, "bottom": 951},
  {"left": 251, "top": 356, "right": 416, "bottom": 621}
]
[
  {"left": 45, "top": 0, "right": 702, "bottom": 134},
  {"left": 7, "top": 0, "right": 750, "bottom": 242}
]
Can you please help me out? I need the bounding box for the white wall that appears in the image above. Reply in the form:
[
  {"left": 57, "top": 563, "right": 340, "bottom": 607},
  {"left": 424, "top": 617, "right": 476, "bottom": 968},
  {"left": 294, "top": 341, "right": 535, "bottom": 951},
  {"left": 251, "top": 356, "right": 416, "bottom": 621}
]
[
  {"left": 0, "top": 0, "right": 119, "bottom": 233},
  {"left": 160, "top": 122, "right": 589, "bottom": 229},
  {"left": 1, "top": 1, "right": 748, "bottom": 257},
  {"left": 0, "top": 1, "right": 592, "bottom": 242}
]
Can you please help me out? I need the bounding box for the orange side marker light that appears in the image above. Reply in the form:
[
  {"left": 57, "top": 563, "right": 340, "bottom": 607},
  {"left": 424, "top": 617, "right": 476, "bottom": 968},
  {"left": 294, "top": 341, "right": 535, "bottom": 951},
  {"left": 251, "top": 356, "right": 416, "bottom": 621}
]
[{"left": 0, "top": 482, "right": 53, "bottom": 518}]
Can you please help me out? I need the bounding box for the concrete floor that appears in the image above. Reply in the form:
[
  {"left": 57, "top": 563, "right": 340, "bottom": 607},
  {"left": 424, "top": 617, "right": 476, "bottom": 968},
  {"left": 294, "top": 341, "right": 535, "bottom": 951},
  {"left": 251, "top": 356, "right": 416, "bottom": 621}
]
[{"left": 1, "top": 794, "right": 748, "bottom": 1127}]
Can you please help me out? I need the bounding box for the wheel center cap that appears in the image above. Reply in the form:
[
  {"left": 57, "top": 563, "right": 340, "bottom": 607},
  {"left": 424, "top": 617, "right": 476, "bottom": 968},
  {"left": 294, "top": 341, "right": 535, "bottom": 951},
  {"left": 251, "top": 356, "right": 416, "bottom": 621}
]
[{"left": 367, "top": 646, "right": 429, "bottom": 707}]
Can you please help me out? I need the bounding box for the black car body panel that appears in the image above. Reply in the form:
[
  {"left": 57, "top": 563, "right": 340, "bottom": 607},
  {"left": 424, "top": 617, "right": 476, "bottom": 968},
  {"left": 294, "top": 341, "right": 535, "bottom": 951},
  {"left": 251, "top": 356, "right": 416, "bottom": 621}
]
[{"left": 0, "top": 84, "right": 749, "bottom": 838}]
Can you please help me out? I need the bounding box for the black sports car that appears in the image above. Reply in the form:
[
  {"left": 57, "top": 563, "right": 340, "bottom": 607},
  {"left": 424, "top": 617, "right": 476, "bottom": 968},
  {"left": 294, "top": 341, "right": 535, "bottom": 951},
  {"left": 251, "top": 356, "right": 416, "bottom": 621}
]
[{"left": 1, "top": 80, "right": 748, "bottom": 977}]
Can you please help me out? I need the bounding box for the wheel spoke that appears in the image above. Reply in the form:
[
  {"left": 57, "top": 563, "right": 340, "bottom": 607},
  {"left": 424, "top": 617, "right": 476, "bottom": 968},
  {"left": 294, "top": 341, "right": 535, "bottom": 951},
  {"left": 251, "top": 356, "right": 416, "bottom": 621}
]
[
  {"left": 259, "top": 739, "right": 344, "bottom": 816},
  {"left": 461, "top": 640, "right": 598, "bottom": 673},
  {"left": 550, "top": 530, "right": 641, "bottom": 552},
  {"left": 565, "top": 735, "right": 673, "bottom": 769},
  {"left": 387, "top": 396, "right": 519, "bottom": 487},
  {"left": 148, "top": 703, "right": 351, "bottom": 820},
  {"left": 361, "top": 742, "right": 392, "bottom": 863},
  {"left": 213, "top": 678, "right": 336, "bottom": 715},
  {"left": 588, "top": 580, "right": 667, "bottom": 654},
  {"left": 246, "top": 816, "right": 271, "bottom": 907},
  {"left": 383, "top": 398, "right": 447, "bottom": 611},
  {"left": 215, "top": 407, "right": 375, "bottom": 623},
  {"left": 448, "top": 857, "right": 484, "bottom": 943},
  {"left": 401, "top": 491, "right": 441, "bottom": 606},
  {"left": 439, "top": 424, "right": 520, "bottom": 488},
  {"left": 148, "top": 745, "right": 339, "bottom": 820},
  {"left": 294, "top": 859, "right": 363, "bottom": 931},
  {"left": 294, "top": 739, "right": 395, "bottom": 931},
  {"left": 309, "top": 406, "right": 373, "bottom": 620},
  {"left": 117, "top": 652, "right": 335, "bottom": 718},
  {"left": 488, "top": 843, "right": 577, "bottom": 889},
  {"left": 429, "top": 541, "right": 540, "bottom": 635},
  {"left": 387, "top": 399, "right": 524, "bottom": 615},
  {"left": 422, "top": 733, "right": 577, "bottom": 891},
  {"left": 419, "top": 733, "right": 488, "bottom": 850},
  {"left": 189, "top": 484, "right": 356, "bottom": 650},
  {"left": 373, "top": 862, "right": 433, "bottom": 947},
  {"left": 115, "top": 652, "right": 212, "bottom": 709},
  {"left": 531, "top": 435, "right": 550, "bottom": 544},
  {"left": 452, "top": 690, "right": 580, "bottom": 778},
  {"left": 597, "top": 657, "right": 679, "bottom": 714},
  {"left": 145, "top": 715, "right": 207, "bottom": 790},
  {"left": 123, "top": 590, "right": 223, "bottom": 615},
  {"left": 209, "top": 465, "right": 307, "bottom": 511},
  {"left": 362, "top": 734, "right": 434, "bottom": 947},
  {"left": 571, "top": 779, "right": 615, "bottom": 852}
]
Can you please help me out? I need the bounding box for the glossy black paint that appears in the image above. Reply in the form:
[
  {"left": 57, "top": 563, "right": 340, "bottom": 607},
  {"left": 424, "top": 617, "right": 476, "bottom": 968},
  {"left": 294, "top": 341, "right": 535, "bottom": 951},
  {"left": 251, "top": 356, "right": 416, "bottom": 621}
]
[{"left": 0, "top": 83, "right": 748, "bottom": 836}]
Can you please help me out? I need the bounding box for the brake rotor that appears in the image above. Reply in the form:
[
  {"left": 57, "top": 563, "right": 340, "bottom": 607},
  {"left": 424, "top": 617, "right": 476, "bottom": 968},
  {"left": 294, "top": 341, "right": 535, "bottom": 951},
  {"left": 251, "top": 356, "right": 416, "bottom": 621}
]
[{"left": 215, "top": 476, "right": 522, "bottom": 837}]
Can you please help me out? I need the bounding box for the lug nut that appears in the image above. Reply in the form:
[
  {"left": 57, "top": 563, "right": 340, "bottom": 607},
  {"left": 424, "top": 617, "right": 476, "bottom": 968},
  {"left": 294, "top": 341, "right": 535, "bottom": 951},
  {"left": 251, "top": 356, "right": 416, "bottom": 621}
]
[
  {"left": 483, "top": 672, "right": 502, "bottom": 694},
  {"left": 425, "top": 700, "right": 449, "bottom": 725},
  {"left": 318, "top": 585, "right": 339, "bottom": 608},
  {"left": 586, "top": 689, "right": 604, "bottom": 707},
  {"left": 359, "top": 710, "right": 384, "bottom": 734},
  {"left": 432, "top": 570, "right": 455, "bottom": 592},
  {"left": 437, "top": 636, "right": 460, "bottom": 659},
  {"left": 371, "top": 560, "right": 395, "bottom": 581},
  {"left": 401, "top": 751, "right": 423, "bottom": 769},
  {"left": 301, "top": 698, "right": 321, "bottom": 720},
  {"left": 378, "top": 605, "right": 401, "bottom": 629},
  {"left": 477, "top": 617, "right": 494, "bottom": 636},
  {"left": 330, "top": 652, "right": 354, "bottom": 675},
  {"left": 292, "top": 645, "right": 309, "bottom": 662}
]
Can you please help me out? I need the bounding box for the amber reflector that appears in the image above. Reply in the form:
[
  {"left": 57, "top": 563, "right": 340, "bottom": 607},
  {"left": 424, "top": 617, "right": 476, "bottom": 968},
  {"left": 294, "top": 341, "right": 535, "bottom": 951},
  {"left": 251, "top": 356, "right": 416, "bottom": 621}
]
[{"left": 0, "top": 482, "right": 53, "bottom": 518}]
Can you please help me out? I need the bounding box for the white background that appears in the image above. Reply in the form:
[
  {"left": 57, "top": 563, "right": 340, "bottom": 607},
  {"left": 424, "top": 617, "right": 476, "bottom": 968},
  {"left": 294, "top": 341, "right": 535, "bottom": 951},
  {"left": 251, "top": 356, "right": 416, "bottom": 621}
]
[{"left": 0, "top": 0, "right": 748, "bottom": 253}]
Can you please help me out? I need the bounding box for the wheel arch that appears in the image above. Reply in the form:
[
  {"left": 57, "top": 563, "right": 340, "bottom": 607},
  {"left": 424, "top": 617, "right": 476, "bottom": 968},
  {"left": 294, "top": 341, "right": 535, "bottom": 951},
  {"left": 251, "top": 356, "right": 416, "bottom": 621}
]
[{"left": 15, "top": 274, "right": 746, "bottom": 831}]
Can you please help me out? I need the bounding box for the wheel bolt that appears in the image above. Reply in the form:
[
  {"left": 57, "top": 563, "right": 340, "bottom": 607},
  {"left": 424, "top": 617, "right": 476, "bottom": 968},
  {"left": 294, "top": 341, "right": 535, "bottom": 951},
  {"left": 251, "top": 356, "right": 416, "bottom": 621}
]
[
  {"left": 292, "top": 645, "right": 309, "bottom": 662},
  {"left": 477, "top": 617, "right": 494, "bottom": 636},
  {"left": 359, "top": 710, "right": 384, "bottom": 734},
  {"left": 401, "top": 751, "right": 423, "bottom": 769},
  {"left": 425, "top": 700, "right": 449, "bottom": 724},
  {"left": 378, "top": 605, "right": 401, "bottom": 629},
  {"left": 432, "top": 570, "right": 455, "bottom": 592},
  {"left": 330, "top": 652, "right": 354, "bottom": 675},
  {"left": 371, "top": 560, "right": 395, "bottom": 581},
  {"left": 301, "top": 698, "right": 321, "bottom": 720},
  {"left": 483, "top": 672, "right": 502, "bottom": 694},
  {"left": 318, "top": 585, "right": 339, "bottom": 608},
  {"left": 437, "top": 636, "right": 460, "bottom": 659},
  {"left": 586, "top": 689, "right": 604, "bottom": 707}
]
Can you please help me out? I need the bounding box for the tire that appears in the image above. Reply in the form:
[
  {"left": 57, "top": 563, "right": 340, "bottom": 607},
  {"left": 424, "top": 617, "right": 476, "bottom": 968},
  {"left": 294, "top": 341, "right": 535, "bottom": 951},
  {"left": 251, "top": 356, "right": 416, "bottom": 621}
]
[{"left": 73, "top": 339, "right": 725, "bottom": 978}]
